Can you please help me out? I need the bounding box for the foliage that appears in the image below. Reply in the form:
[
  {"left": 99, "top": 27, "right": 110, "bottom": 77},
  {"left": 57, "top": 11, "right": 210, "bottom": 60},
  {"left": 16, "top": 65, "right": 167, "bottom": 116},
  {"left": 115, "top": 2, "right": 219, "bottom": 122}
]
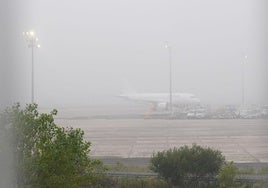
[
  {"left": 107, "top": 162, "right": 151, "bottom": 173},
  {"left": 0, "top": 103, "right": 104, "bottom": 188},
  {"left": 217, "top": 162, "right": 238, "bottom": 188},
  {"left": 252, "top": 182, "right": 268, "bottom": 188},
  {"left": 259, "top": 166, "right": 268, "bottom": 175},
  {"left": 150, "top": 144, "right": 225, "bottom": 187},
  {"left": 101, "top": 176, "right": 169, "bottom": 188}
]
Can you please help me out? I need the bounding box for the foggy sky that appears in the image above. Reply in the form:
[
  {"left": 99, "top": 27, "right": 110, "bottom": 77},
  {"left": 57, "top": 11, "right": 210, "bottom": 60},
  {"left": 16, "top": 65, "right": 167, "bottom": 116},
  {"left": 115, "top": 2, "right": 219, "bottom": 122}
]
[{"left": 1, "top": 0, "right": 268, "bottom": 107}]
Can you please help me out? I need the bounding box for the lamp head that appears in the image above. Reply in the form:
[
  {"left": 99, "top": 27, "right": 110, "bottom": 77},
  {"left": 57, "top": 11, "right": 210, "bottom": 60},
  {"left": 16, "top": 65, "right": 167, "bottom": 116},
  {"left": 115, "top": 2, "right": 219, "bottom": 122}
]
[
  {"left": 29, "top": 31, "right": 35, "bottom": 36},
  {"left": 165, "top": 41, "right": 171, "bottom": 49}
]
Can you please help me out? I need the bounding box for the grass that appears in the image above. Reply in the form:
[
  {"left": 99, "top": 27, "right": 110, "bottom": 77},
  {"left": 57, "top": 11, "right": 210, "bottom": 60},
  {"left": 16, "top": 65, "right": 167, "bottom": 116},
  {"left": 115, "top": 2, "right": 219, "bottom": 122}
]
[{"left": 105, "top": 162, "right": 152, "bottom": 173}]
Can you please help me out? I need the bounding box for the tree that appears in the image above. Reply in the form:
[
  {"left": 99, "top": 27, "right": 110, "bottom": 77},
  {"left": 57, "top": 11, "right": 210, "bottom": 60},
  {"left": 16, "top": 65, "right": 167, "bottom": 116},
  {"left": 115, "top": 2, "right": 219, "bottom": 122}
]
[
  {"left": 150, "top": 144, "right": 225, "bottom": 188},
  {"left": 217, "top": 162, "right": 238, "bottom": 188},
  {"left": 0, "top": 103, "right": 104, "bottom": 188}
]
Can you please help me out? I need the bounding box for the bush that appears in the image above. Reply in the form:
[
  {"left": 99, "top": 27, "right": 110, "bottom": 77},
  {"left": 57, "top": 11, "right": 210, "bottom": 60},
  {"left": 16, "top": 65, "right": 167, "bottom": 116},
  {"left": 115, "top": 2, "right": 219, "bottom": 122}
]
[
  {"left": 0, "top": 103, "right": 105, "bottom": 188},
  {"left": 101, "top": 176, "right": 169, "bottom": 188},
  {"left": 217, "top": 162, "right": 238, "bottom": 188},
  {"left": 150, "top": 144, "right": 225, "bottom": 187}
]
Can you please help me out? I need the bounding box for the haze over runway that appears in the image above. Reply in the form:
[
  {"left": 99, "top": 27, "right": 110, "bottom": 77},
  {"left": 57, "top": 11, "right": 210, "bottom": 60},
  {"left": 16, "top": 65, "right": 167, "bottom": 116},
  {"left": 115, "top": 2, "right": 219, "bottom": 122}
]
[
  {"left": 1, "top": 0, "right": 268, "bottom": 108},
  {"left": 1, "top": 1, "right": 268, "bottom": 187}
]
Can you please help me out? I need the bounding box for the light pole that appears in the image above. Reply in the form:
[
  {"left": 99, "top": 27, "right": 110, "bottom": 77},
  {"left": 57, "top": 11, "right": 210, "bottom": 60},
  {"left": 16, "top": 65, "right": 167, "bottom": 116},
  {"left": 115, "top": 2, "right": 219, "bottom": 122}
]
[
  {"left": 23, "top": 31, "right": 40, "bottom": 103},
  {"left": 241, "top": 55, "right": 247, "bottom": 106},
  {"left": 165, "top": 42, "right": 173, "bottom": 114}
]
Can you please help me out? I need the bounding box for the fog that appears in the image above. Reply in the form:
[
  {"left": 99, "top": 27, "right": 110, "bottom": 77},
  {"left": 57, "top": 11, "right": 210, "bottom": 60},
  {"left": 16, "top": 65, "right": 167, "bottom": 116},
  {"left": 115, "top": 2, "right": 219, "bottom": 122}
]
[
  {"left": 1, "top": 0, "right": 268, "bottom": 108},
  {"left": 1, "top": 1, "right": 268, "bottom": 186}
]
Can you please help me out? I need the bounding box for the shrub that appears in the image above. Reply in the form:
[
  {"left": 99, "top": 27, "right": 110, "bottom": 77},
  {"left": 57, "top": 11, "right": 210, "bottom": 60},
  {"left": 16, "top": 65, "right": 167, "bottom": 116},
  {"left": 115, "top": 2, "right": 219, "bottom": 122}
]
[
  {"left": 150, "top": 144, "right": 225, "bottom": 187},
  {"left": 0, "top": 103, "right": 104, "bottom": 188},
  {"left": 217, "top": 162, "right": 238, "bottom": 188}
]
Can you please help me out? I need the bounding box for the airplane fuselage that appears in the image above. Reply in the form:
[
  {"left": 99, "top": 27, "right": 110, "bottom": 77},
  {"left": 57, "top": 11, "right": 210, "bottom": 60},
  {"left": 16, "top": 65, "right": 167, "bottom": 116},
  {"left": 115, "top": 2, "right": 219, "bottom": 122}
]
[{"left": 118, "top": 92, "right": 200, "bottom": 106}]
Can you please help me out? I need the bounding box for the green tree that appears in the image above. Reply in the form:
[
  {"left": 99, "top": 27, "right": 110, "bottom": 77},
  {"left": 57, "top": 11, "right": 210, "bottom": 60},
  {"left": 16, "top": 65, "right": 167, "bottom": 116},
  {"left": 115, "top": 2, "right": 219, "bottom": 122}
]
[
  {"left": 0, "top": 103, "right": 104, "bottom": 188},
  {"left": 217, "top": 162, "right": 238, "bottom": 188},
  {"left": 150, "top": 144, "right": 225, "bottom": 188}
]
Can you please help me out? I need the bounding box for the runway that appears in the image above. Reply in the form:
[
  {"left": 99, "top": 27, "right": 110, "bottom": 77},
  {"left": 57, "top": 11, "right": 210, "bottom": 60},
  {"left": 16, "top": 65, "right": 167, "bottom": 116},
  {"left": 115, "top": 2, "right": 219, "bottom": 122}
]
[{"left": 55, "top": 118, "right": 268, "bottom": 163}]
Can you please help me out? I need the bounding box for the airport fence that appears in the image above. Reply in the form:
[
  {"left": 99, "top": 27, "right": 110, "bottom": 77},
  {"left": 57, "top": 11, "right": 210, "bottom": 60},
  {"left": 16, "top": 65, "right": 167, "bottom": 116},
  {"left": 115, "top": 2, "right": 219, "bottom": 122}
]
[{"left": 104, "top": 171, "right": 268, "bottom": 184}]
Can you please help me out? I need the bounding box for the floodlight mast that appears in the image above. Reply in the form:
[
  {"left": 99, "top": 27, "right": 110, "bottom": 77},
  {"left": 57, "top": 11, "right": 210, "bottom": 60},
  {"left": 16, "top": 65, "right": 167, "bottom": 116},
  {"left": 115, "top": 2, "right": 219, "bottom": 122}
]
[
  {"left": 22, "top": 31, "right": 40, "bottom": 103},
  {"left": 242, "top": 55, "right": 247, "bottom": 106},
  {"left": 165, "top": 42, "right": 173, "bottom": 115}
]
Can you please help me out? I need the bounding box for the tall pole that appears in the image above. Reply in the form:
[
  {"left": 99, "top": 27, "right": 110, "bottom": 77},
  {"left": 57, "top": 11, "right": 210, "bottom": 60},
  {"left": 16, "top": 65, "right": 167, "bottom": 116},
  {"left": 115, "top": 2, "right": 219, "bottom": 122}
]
[
  {"left": 169, "top": 46, "right": 172, "bottom": 114},
  {"left": 242, "top": 55, "right": 247, "bottom": 106},
  {"left": 23, "top": 30, "right": 40, "bottom": 104},
  {"left": 31, "top": 42, "right": 34, "bottom": 103},
  {"left": 165, "top": 42, "right": 172, "bottom": 114}
]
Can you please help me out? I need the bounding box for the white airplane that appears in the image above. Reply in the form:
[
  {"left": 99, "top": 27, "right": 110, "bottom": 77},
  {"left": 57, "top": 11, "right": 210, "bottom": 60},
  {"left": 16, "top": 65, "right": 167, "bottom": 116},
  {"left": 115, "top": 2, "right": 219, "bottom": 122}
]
[{"left": 118, "top": 91, "right": 200, "bottom": 111}]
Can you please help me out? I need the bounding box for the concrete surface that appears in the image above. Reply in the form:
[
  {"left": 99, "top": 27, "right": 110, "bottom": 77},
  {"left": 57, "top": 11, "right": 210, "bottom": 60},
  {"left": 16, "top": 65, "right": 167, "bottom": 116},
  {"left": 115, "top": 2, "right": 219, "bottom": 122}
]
[{"left": 55, "top": 118, "right": 268, "bottom": 163}]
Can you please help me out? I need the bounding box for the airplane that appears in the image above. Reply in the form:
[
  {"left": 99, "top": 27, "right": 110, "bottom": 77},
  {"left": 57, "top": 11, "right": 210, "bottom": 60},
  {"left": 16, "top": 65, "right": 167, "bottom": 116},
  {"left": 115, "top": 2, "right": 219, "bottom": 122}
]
[{"left": 117, "top": 91, "right": 201, "bottom": 111}]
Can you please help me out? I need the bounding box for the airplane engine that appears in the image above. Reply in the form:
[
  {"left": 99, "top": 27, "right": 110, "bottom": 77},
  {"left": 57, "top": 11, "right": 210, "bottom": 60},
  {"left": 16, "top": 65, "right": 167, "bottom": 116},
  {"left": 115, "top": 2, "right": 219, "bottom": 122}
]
[{"left": 157, "top": 102, "right": 169, "bottom": 110}]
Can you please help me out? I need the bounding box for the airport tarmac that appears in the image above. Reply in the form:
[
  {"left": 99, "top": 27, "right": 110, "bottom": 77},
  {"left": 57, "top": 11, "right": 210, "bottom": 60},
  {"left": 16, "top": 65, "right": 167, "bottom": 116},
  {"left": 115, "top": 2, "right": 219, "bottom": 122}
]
[{"left": 55, "top": 118, "right": 268, "bottom": 164}]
